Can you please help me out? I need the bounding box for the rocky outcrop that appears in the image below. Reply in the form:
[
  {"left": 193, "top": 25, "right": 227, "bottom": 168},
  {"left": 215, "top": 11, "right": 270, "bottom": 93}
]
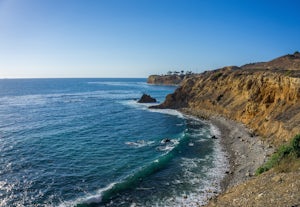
[
  {"left": 147, "top": 75, "right": 185, "bottom": 85},
  {"left": 154, "top": 55, "right": 300, "bottom": 147},
  {"left": 137, "top": 94, "right": 157, "bottom": 103}
]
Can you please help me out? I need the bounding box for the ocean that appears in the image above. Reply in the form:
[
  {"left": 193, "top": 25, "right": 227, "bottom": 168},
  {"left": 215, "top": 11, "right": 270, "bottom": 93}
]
[{"left": 0, "top": 78, "right": 228, "bottom": 207}]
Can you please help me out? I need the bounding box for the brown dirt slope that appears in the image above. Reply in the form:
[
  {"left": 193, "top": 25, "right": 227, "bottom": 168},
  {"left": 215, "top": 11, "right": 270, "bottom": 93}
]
[
  {"left": 207, "top": 168, "right": 300, "bottom": 207},
  {"left": 243, "top": 51, "right": 300, "bottom": 72}
]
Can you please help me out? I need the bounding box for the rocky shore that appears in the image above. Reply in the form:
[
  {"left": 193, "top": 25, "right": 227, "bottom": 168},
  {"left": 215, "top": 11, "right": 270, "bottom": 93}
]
[
  {"left": 181, "top": 109, "right": 273, "bottom": 187},
  {"left": 178, "top": 106, "right": 300, "bottom": 207},
  {"left": 149, "top": 52, "right": 300, "bottom": 206},
  {"left": 180, "top": 106, "right": 300, "bottom": 207},
  {"left": 203, "top": 114, "right": 300, "bottom": 207}
]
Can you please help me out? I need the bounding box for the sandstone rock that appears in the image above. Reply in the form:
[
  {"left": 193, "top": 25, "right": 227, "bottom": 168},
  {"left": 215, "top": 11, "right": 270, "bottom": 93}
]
[
  {"left": 150, "top": 54, "right": 300, "bottom": 207},
  {"left": 154, "top": 53, "right": 300, "bottom": 147}
]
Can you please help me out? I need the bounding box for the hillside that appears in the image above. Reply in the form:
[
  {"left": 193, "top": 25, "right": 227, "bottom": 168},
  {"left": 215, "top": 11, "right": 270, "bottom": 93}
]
[
  {"left": 152, "top": 54, "right": 300, "bottom": 147},
  {"left": 242, "top": 51, "right": 300, "bottom": 72},
  {"left": 150, "top": 53, "right": 300, "bottom": 206}
]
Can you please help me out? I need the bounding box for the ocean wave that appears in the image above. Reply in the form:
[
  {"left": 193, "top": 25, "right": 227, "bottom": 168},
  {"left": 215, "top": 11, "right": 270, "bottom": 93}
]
[
  {"left": 59, "top": 149, "right": 177, "bottom": 207},
  {"left": 57, "top": 112, "right": 228, "bottom": 207},
  {"left": 149, "top": 108, "right": 185, "bottom": 119},
  {"left": 0, "top": 90, "right": 139, "bottom": 108},
  {"left": 147, "top": 119, "right": 229, "bottom": 207},
  {"left": 88, "top": 81, "right": 147, "bottom": 88},
  {"left": 122, "top": 100, "right": 185, "bottom": 119},
  {"left": 43, "top": 117, "right": 228, "bottom": 207},
  {"left": 120, "top": 99, "right": 157, "bottom": 109},
  {"left": 156, "top": 138, "right": 179, "bottom": 152},
  {"left": 209, "top": 123, "right": 221, "bottom": 137},
  {"left": 57, "top": 182, "right": 117, "bottom": 207},
  {"left": 57, "top": 133, "right": 185, "bottom": 207},
  {"left": 125, "top": 140, "right": 155, "bottom": 148}
]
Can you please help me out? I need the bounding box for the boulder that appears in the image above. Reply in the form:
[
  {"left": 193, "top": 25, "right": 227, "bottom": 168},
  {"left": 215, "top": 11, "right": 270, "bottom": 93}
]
[{"left": 137, "top": 94, "right": 157, "bottom": 103}]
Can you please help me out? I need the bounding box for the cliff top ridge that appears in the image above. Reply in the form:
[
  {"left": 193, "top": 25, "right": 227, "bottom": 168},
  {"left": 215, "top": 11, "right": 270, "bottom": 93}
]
[{"left": 242, "top": 51, "right": 300, "bottom": 72}]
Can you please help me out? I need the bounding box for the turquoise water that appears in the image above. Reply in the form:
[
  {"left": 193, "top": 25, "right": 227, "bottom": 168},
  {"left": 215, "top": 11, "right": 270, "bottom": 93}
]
[{"left": 0, "top": 78, "right": 227, "bottom": 207}]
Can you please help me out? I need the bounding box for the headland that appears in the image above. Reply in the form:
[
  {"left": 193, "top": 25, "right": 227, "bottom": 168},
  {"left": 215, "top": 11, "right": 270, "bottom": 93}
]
[{"left": 149, "top": 52, "right": 300, "bottom": 206}]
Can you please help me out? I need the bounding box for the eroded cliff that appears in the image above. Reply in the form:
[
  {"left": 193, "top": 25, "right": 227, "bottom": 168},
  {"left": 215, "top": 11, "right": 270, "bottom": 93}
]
[
  {"left": 151, "top": 53, "right": 300, "bottom": 206},
  {"left": 154, "top": 64, "right": 300, "bottom": 147}
]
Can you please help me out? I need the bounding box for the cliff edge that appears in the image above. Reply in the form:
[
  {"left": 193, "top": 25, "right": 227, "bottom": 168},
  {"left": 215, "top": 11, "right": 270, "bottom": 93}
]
[
  {"left": 153, "top": 53, "right": 300, "bottom": 147},
  {"left": 151, "top": 53, "right": 300, "bottom": 206}
]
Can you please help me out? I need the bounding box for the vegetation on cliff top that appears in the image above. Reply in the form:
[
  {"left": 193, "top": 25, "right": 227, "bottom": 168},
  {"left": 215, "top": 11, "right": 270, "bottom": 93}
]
[{"left": 256, "top": 134, "right": 300, "bottom": 175}]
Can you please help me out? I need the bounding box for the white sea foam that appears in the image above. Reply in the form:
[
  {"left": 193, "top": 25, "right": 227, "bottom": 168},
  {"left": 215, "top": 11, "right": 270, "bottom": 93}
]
[
  {"left": 57, "top": 182, "right": 117, "bottom": 207},
  {"left": 156, "top": 145, "right": 175, "bottom": 152},
  {"left": 149, "top": 120, "right": 229, "bottom": 207},
  {"left": 121, "top": 99, "right": 157, "bottom": 110},
  {"left": 0, "top": 90, "right": 139, "bottom": 108},
  {"left": 188, "top": 142, "right": 195, "bottom": 146},
  {"left": 125, "top": 140, "right": 155, "bottom": 148},
  {"left": 149, "top": 108, "right": 185, "bottom": 119},
  {"left": 156, "top": 138, "right": 180, "bottom": 152},
  {"left": 88, "top": 81, "right": 147, "bottom": 88},
  {"left": 121, "top": 100, "right": 185, "bottom": 119}
]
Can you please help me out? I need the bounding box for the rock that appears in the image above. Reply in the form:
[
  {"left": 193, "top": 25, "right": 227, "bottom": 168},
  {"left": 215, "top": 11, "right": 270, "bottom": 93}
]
[
  {"left": 212, "top": 135, "right": 218, "bottom": 139},
  {"left": 272, "top": 175, "right": 282, "bottom": 182},
  {"left": 137, "top": 94, "right": 157, "bottom": 103},
  {"left": 161, "top": 138, "right": 171, "bottom": 143}
]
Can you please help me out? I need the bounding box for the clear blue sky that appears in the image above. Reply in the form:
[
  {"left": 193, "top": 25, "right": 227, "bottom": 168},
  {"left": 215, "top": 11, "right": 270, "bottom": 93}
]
[{"left": 1, "top": 0, "right": 300, "bottom": 78}]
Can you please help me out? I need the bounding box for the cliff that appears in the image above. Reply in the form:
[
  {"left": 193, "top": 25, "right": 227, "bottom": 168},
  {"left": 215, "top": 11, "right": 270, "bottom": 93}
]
[
  {"left": 151, "top": 53, "right": 300, "bottom": 206},
  {"left": 147, "top": 74, "right": 185, "bottom": 85},
  {"left": 153, "top": 54, "right": 300, "bottom": 147}
]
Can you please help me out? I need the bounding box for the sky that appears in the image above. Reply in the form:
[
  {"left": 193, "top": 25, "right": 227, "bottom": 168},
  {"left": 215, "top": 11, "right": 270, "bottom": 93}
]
[{"left": 0, "top": 0, "right": 300, "bottom": 78}]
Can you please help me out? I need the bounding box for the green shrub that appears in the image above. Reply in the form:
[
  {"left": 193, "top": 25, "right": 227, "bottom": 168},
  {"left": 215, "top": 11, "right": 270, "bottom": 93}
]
[
  {"left": 291, "top": 134, "right": 300, "bottom": 157},
  {"left": 255, "top": 134, "right": 300, "bottom": 175}
]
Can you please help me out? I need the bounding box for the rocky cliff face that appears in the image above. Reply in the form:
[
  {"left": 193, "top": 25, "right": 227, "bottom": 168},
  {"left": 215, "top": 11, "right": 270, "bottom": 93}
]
[
  {"left": 147, "top": 74, "right": 185, "bottom": 85},
  {"left": 154, "top": 54, "right": 300, "bottom": 146}
]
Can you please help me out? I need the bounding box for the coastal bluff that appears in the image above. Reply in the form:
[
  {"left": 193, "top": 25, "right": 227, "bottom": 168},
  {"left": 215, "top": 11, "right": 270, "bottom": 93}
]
[
  {"left": 152, "top": 53, "right": 300, "bottom": 147},
  {"left": 150, "top": 52, "right": 300, "bottom": 206}
]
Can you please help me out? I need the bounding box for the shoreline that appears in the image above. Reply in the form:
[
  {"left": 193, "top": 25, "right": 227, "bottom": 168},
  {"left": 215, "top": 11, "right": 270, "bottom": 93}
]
[{"left": 180, "top": 108, "right": 274, "bottom": 201}]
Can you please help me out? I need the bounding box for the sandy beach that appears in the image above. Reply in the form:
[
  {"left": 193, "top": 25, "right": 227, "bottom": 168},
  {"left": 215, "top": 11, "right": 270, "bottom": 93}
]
[{"left": 181, "top": 108, "right": 274, "bottom": 198}]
